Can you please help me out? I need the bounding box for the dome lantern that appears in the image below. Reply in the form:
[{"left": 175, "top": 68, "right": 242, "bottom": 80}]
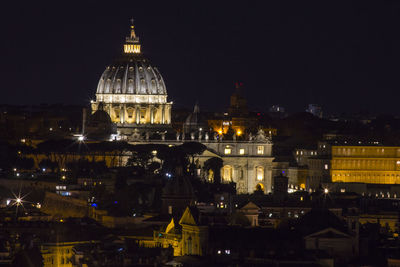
[{"left": 124, "top": 18, "right": 141, "bottom": 54}]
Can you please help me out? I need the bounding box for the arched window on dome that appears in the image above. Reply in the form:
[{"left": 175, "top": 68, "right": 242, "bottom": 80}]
[
  {"left": 105, "top": 79, "right": 111, "bottom": 93},
  {"left": 150, "top": 79, "right": 157, "bottom": 94}
]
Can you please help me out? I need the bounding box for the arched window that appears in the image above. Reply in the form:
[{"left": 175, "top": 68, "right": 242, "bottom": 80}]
[
  {"left": 222, "top": 165, "right": 233, "bottom": 182},
  {"left": 256, "top": 166, "right": 264, "bottom": 181},
  {"left": 208, "top": 169, "right": 214, "bottom": 183}
]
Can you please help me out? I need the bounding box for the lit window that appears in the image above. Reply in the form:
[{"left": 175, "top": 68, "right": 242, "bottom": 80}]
[
  {"left": 300, "top": 151, "right": 303, "bottom": 155},
  {"left": 222, "top": 165, "right": 233, "bottom": 182},
  {"left": 239, "top": 148, "right": 245, "bottom": 155},
  {"left": 324, "top": 164, "right": 328, "bottom": 170},
  {"left": 257, "top": 146, "right": 264, "bottom": 155},
  {"left": 224, "top": 148, "right": 231, "bottom": 155},
  {"left": 256, "top": 166, "right": 264, "bottom": 181}
]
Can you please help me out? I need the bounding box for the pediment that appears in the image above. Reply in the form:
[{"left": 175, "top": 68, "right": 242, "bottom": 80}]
[
  {"left": 179, "top": 207, "right": 198, "bottom": 226},
  {"left": 240, "top": 201, "right": 260, "bottom": 211},
  {"left": 305, "top": 227, "right": 350, "bottom": 239}
]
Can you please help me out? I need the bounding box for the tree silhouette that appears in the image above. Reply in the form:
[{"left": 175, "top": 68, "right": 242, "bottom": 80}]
[{"left": 204, "top": 157, "right": 223, "bottom": 184}]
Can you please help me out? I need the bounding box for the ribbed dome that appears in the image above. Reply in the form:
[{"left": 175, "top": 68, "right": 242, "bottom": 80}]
[{"left": 96, "top": 55, "right": 166, "bottom": 95}]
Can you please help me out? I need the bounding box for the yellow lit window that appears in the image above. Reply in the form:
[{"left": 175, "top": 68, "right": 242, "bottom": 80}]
[
  {"left": 239, "top": 148, "right": 245, "bottom": 155},
  {"left": 256, "top": 166, "right": 264, "bottom": 181},
  {"left": 222, "top": 165, "right": 233, "bottom": 182},
  {"left": 257, "top": 146, "right": 264, "bottom": 155},
  {"left": 224, "top": 148, "right": 231, "bottom": 155}
]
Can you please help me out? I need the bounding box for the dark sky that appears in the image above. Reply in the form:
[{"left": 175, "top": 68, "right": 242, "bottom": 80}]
[{"left": 1, "top": 1, "right": 400, "bottom": 114}]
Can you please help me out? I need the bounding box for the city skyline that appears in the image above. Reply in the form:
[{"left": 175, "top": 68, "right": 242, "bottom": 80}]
[{"left": 1, "top": 1, "right": 400, "bottom": 114}]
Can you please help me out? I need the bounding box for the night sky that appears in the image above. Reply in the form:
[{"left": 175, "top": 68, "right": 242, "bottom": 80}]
[{"left": 1, "top": 1, "right": 400, "bottom": 114}]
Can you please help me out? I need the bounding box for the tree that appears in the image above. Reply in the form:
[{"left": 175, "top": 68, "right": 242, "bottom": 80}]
[
  {"left": 181, "top": 142, "right": 207, "bottom": 175},
  {"left": 115, "top": 168, "right": 129, "bottom": 191},
  {"left": 204, "top": 157, "right": 223, "bottom": 184},
  {"left": 12, "top": 246, "right": 43, "bottom": 267}
]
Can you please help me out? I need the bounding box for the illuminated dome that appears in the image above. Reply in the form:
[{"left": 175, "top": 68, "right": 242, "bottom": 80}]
[
  {"left": 96, "top": 56, "right": 167, "bottom": 95},
  {"left": 91, "top": 19, "right": 172, "bottom": 132}
]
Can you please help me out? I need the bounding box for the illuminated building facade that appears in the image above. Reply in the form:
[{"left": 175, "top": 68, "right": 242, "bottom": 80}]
[
  {"left": 91, "top": 20, "right": 172, "bottom": 138},
  {"left": 331, "top": 145, "right": 400, "bottom": 184},
  {"left": 192, "top": 129, "right": 274, "bottom": 193},
  {"left": 153, "top": 207, "right": 208, "bottom": 256},
  {"left": 293, "top": 142, "right": 331, "bottom": 190}
]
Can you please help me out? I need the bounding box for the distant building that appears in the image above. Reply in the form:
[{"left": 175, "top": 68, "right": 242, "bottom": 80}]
[
  {"left": 268, "top": 105, "right": 287, "bottom": 118},
  {"left": 182, "top": 103, "right": 208, "bottom": 134},
  {"left": 300, "top": 140, "right": 400, "bottom": 191},
  {"left": 331, "top": 145, "right": 400, "bottom": 184},
  {"left": 193, "top": 129, "right": 274, "bottom": 193},
  {"left": 273, "top": 174, "right": 288, "bottom": 203},
  {"left": 306, "top": 104, "right": 323, "bottom": 118},
  {"left": 269, "top": 105, "right": 285, "bottom": 113},
  {"left": 208, "top": 82, "right": 258, "bottom": 136},
  {"left": 293, "top": 143, "right": 330, "bottom": 190}
]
